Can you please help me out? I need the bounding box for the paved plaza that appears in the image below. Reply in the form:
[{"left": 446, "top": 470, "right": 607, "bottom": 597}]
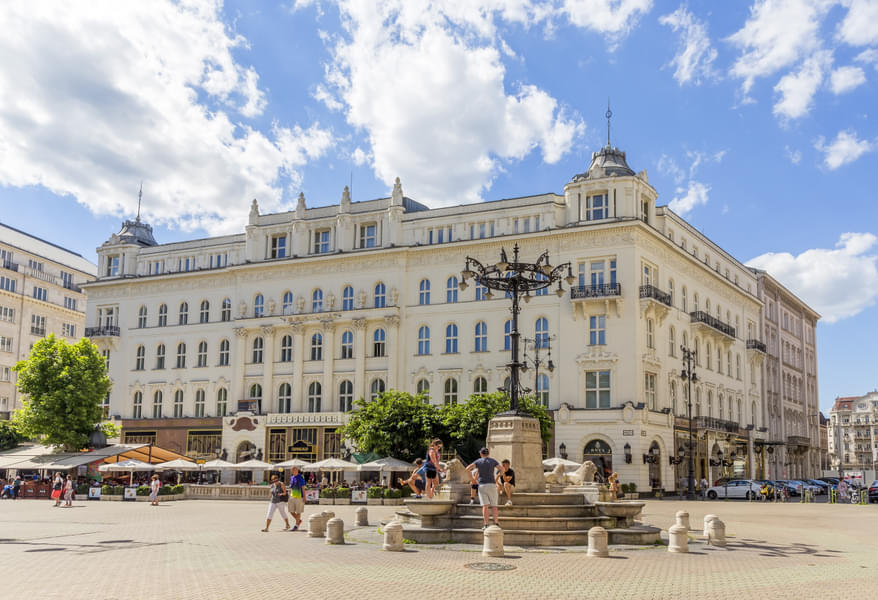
[{"left": 1, "top": 498, "right": 875, "bottom": 599}]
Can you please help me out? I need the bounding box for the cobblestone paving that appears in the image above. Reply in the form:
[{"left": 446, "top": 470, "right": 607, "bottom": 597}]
[{"left": 0, "top": 498, "right": 875, "bottom": 599}]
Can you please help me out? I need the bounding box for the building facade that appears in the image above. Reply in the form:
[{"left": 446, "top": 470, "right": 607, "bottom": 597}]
[
  {"left": 84, "top": 141, "right": 822, "bottom": 488},
  {"left": 829, "top": 392, "right": 878, "bottom": 475},
  {"left": 0, "top": 223, "right": 96, "bottom": 418}
]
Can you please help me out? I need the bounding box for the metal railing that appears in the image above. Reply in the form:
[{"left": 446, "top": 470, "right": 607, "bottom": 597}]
[
  {"left": 28, "top": 268, "right": 57, "bottom": 284},
  {"left": 569, "top": 283, "right": 622, "bottom": 299},
  {"left": 689, "top": 311, "right": 736, "bottom": 338},
  {"left": 1, "top": 260, "right": 18, "bottom": 272},
  {"left": 85, "top": 325, "right": 120, "bottom": 337},
  {"left": 63, "top": 281, "right": 83, "bottom": 293},
  {"left": 693, "top": 416, "right": 740, "bottom": 433},
  {"left": 746, "top": 339, "right": 766, "bottom": 352},
  {"left": 639, "top": 284, "right": 672, "bottom": 306}
]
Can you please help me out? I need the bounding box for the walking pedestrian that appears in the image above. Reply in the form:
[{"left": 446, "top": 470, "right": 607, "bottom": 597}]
[
  {"left": 425, "top": 438, "right": 445, "bottom": 499},
  {"left": 52, "top": 472, "right": 63, "bottom": 507},
  {"left": 465, "top": 447, "right": 503, "bottom": 529},
  {"left": 496, "top": 459, "right": 515, "bottom": 506},
  {"left": 63, "top": 475, "right": 74, "bottom": 507},
  {"left": 287, "top": 467, "right": 306, "bottom": 531},
  {"left": 262, "top": 475, "right": 291, "bottom": 532},
  {"left": 149, "top": 474, "right": 161, "bottom": 506},
  {"left": 700, "top": 476, "right": 709, "bottom": 500},
  {"left": 12, "top": 475, "right": 21, "bottom": 499}
]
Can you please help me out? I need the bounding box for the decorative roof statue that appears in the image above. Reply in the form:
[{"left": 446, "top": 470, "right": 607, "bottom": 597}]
[
  {"left": 249, "top": 199, "right": 260, "bottom": 225},
  {"left": 391, "top": 176, "right": 403, "bottom": 206},
  {"left": 296, "top": 191, "right": 306, "bottom": 219}
]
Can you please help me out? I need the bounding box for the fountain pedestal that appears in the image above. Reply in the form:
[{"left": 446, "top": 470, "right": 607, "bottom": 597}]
[{"left": 486, "top": 413, "right": 544, "bottom": 492}]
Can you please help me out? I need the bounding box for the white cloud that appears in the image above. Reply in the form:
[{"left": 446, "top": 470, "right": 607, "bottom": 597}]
[
  {"left": 747, "top": 232, "right": 878, "bottom": 322},
  {"left": 727, "top": 0, "right": 833, "bottom": 95},
  {"left": 830, "top": 65, "right": 867, "bottom": 93},
  {"left": 561, "top": 0, "right": 653, "bottom": 49},
  {"left": 659, "top": 6, "right": 718, "bottom": 85},
  {"left": 814, "top": 129, "right": 874, "bottom": 169},
  {"left": 668, "top": 180, "right": 710, "bottom": 216},
  {"left": 772, "top": 50, "right": 832, "bottom": 120},
  {"left": 855, "top": 47, "right": 878, "bottom": 66},
  {"left": 657, "top": 154, "right": 685, "bottom": 184},
  {"left": 0, "top": 1, "right": 332, "bottom": 235},
  {"left": 351, "top": 147, "right": 369, "bottom": 166},
  {"left": 836, "top": 0, "right": 878, "bottom": 46},
  {"left": 785, "top": 145, "right": 803, "bottom": 164},
  {"left": 323, "top": 0, "right": 584, "bottom": 207}
]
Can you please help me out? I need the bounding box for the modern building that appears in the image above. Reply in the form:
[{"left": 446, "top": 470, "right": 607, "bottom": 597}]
[
  {"left": 83, "top": 138, "right": 822, "bottom": 489},
  {"left": 0, "top": 223, "right": 96, "bottom": 418},
  {"left": 828, "top": 392, "right": 878, "bottom": 475}
]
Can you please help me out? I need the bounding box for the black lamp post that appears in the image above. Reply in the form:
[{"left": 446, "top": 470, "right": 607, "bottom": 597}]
[
  {"left": 624, "top": 443, "right": 632, "bottom": 464},
  {"left": 461, "top": 244, "right": 572, "bottom": 415},
  {"left": 680, "top": 345, "right": 698, "bottom": 500},
  {"left": 643, "top": 446, "right": 660, "bottom": 464},
  {"left": 559, "top": 442, "right": 567, "bottom": 460},
  {"left": 709, "top": 449, "right": 736, "bottom": 498},
  {"left": 521, "top": 334, "right": 556, "bottom": 406}
]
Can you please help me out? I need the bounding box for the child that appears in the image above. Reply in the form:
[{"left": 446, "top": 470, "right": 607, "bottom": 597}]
[{"left": 399, "top": 458, "right": 427, "bottom": 498}]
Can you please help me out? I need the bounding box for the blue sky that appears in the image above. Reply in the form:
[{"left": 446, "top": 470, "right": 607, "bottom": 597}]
[{"left": 1, "top": 0, "right": 876, "bottom": 412}]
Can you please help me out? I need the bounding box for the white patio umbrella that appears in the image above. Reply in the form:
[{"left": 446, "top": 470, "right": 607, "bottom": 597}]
[
  {"left": 99, "top": 459, "right": 156, "bottom": 484},
  {"left": 230, "top": 459, "right": 275, "bottom": 471},
  {"left": 305, "top": 457, "right": 354, "bottom": 471},
  {"left": 201, "top": 458, "right": 236, "bottom": 470},
  {"left": 154, "top": 458, "right": 200, "bottom": 471},
  {"left": 542, "top": 457, "right": 582, "bottom": 470},
  {"left": 274, "top": 458, "right": 312, "bottom": 469},
  {"left": 358, "top": 457, "right": 413, "bottom": 472}
]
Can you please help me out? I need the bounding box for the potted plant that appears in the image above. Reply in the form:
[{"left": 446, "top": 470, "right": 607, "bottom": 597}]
[
  {"left": 383, "top": 487, "right": 404, "bottom": 506},
  {"left": 335, "top": 486, "right": 352, "bottom": 505},
  {"left": 367, "top": 486, "right": 384, "bottom": 505},
  {"left": 319, "top": 486, "right": 335, "bottom": 505},
  {"left": 625, "top": 482, "right": 639, "bottom": 500}
]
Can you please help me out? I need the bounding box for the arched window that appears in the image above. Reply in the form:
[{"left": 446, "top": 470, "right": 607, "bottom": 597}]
[
  {"left": 374, "top": 282, "right": 386, "bottom": 308},
  {"left": 282, "top": 291, "right": 294, "bottom": 315},
  {"left": 419, "top": 279, "right": 430, "bottom": 305},
  {"left": 280, "top": 335, "right": 293, "bottom": 362},
  {"left": 475, "top": 281, "right": 488, "bottom": 301},
  {"left": 373, "top": 328, "right": 386, "bottom": 357},
  {"left": 536, "top": 373, "right": 550, "bottom": 407},
  {"left": 694, "top": 338, "right": 701, "bottom": 365},
  {"left": 249, "top": 383, "right": 262, "bottom": 414},
  {"left": 219, "top": 339, "right": 230, "bottom": 366},
  {"left": 135, "top": 345, "right": 145, "bottom": 370},
  {"left": 370, "top": 378, "right": 385, "bottom": 401},
  {"left": 156, "top": 343, "right": 166, "bottom": 369},
  {"left": 718, "top": 393, "right": 724, "bottom": 419},
  {"left": 178, "top": 302, "right": 188, "bottom": 325},
  {"left": 308, "top": 382, "right": 321, "bottom": 412},
  {"left": 310, "top": 333, "right": 323, "bottom": 361},
  {"left": 252, "top": 337, "right": 264, "bottom": 363},
  {"left": 443, "top": 378, "right": 458, "bottom": 405},
  {"left": 194, "top": 389, "right": 205, "bottom": 417},
  {"left": 278, "top": 383, "right": 292, "bottom": 413},
  {"left": 707, "top": 390, "right": 713, "bottom": 417},
  {"left": 312, "top": 289, "right": 323, "bottom": 312},
  {"left": 132, "top": 391, "right": 142, "bottom": 419},
  {"left": 736, "top": 354, "right": 741, "bottom": 380},
  {"left": 197, "top": 341, "right": 208, "bottom": 367},
  {"left": 670, "top": 382, "right": 678, "bottom": 416},
  {"left": 137, "top": 306, "right": 147, "bottom": 328},
  {"left": 669, "top": 327, "right": 676, "bottom": 357},
  {"left": 706, "top": 342, "right": 712, "bottom": 370},
  {"left": 199, "top": 300, "right": 209, "bottom": 323},
  {"left": 668, "top": 279, "right": 675, "bottom": 306},
  {"left": 646, "top": 318, "right": 655, "bottom": 349},
  {"left": 339, "top": 330, "right": 353, "bottom": 359},
  {"left": 727, "top": 351, "right": 732, "bottom": 377},
  {"left": 504, "top": 319, "right": 512, "bottom": 351},
  {"left": 473, "top": 376, "right": 488, "bottom": 395},
  {"left": 535, "top": 317, "right": 549, "bottom": 348},
  {"left": 445, "top": 323, "right": 458, "bottom": 353},
  {"left": 446, "top": 276, "right": 458, "bottom": 303},
  {"left": 339, "top": 380, "right": 353, "bottom": 412},
  {"left": 695, "top": 388, "right": 702, "bottom": 417},
  {"left": 417, "top": 326, "right": 430, "bottom": 355},
  {"left": 175, "top": 342, "right": 186, "bottom": 368},
  {"left": 221, "top": 298, "right": 231, "bottom": 321},
  {"left": 216, "top": 388, "right": 228, "bottom": 416},
  {"left": 152, "top": 391, "right": 163, "bottom": 418},
  {"left": 582, "top": 440, "right": 613, "bottom": 482},
  {"left": 158, "top": 303, "right": 168, "bottom": 327},
  {"left": 681, "top": 286, "right": 688, "bottom": 313},
  {"left": 342, "top": 285, "right": 354, "bottom": 311},
  {"left": 254, "top": 294, "right": 264, "bottom": 317},
  {"left": 535, "top": 272, "right": 548, "bottom": 296},
  {"left": 474, "top": 321, "right": 487, "bottom": 352},
  {"left": 416, "top": 378, "right": 430, "bottom": 399}
]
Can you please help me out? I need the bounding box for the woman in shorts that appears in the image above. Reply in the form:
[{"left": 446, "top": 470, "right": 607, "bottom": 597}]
[{"left": 425, "top": 439, "right": 444, "bottom": 499}]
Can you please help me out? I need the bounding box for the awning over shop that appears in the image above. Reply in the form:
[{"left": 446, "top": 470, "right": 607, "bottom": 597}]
[{"left": 0, "top": 443, "right": 191, "bottom": 471}]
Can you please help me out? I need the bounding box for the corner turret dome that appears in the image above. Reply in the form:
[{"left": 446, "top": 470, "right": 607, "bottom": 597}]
[
  {"left": 105, "top": 217, "right": 157, "bottom": 247},
  {"left": 572, "top": 144, "right": 635, "bottom": 182}
]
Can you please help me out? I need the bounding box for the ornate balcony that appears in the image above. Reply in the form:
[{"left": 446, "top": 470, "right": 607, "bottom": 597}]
[
  {"left": 639, "top": 284, "right": 672, "bottom": 306},
  {"left": 2, "top": 260, "right": 18, "bottom": 272},
  {"left": 787, "top": 435, "right": 810, "bottom": 453},
  {"left": 638, "top": 284, "right": 671, "bottom": 325},
  {"left": 85, "top": 326, "right": 120, "bottom": 337},
  {"left": 569, "top": 283, "right": 622, "bottom": 319},
  {"left": 746, "top": 339, "right": 766, "bottom": 353},
  {"left": 690, "top": 310, "right": 736, "bottom": 343}
]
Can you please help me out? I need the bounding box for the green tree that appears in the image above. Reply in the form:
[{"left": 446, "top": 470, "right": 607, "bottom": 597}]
[
  {"left": 0, "top": 420, "right": 25, "bottom": 451},
  {"left": 338, "top": 390, "right": 440, "bottom": 462},
  {"left": 440, "top": 392, "right": 553, "bottom": 462},
  {"left": 12, "top": 335, "right": 113, "bottom": 451}
]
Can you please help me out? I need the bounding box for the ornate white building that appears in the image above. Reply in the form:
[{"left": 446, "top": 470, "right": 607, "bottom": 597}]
[
  {"left": 829, "top": 392, "right": 878, "bottom": 475},
  {"left": 84, "top": 140, "right": 820, "bottom": 489}
]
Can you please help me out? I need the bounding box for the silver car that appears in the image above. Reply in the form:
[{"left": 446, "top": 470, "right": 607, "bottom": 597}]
[{"left": 706, "top": 479, "right": 760, "bottom": 500}]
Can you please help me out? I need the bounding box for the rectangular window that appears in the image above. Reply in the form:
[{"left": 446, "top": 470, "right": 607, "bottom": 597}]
[
  {"left": 149, "top": 260, "right": 164, "bottom": 275},
  {"left": 645, "top": 372, "right": 656, "bottom": 410},
  {"left": 32, "top": 286, "right": 47, "bottom": 302},
  {"left": 0, "top": 276, "right": 14, "bottom": 293},
  {"left": 270, "top": 235, "right": 287, "bottom": 258},
  {"left": 209, "top": 253, "right": 226, "bottom": 269},
  {"left": 61, "top": 323, "right": 76, "bottom": 338},
  {"left": 30, "top": 314, "right": 46, "bottom": 336},
  {"left": 106, "top": 255, "right": 120, "bottom": 276},
  {"left": 0, "top": 306, "right": 14, "bottom": 322},
  {"left": 588, "top": 315, "right": 606, "bottom": 345},
  {"left": 585, "top": 370, "right": 611, "bottom": 409},
  {"left": 0, "top": 336, "right": 12, "bottom": 352},
  {"left": 0, "top": 367, "right": 10, "bottom": 382},
  {"left": 60, "top": 271, "right": 73, "bottom": 288},
  {"left": 63, "top": 296, "right": 77, "bottom": 311},
  {"left": 586, "top": 194, "right": 607, "bottom": 221},
  {"left": 28, "top": 259, "right": 44, "bottom": 272},
  {"left": 359, "top": 224, "right": 377, "bottom": 248},
  {"left": 313, "top": 229, "right": 331, "bottom": 254},
  {"left": 178, "top": 256, "right": 194, "bottom": 272}
]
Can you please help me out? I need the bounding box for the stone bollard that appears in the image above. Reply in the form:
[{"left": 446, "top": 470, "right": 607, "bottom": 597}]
[
  {"left": 325, "top": 517, "right": 345, "bottom": 545},
  {"left": 707, "top": 518, "right": 726, "bottom": 547},
  {"left": 482, "top": 525, "right": 504, "bottom": 557},
  {"left": 668, "top": 524, "right": 689, "bottom": 553},
  {"left": 356, "top": 506, "right": 369, "bottom": 526},
  {"left": 703, "top": 514, "right": 717, "bottom": 537},
  {"left": 587, "top": 526, "right": 609, "bottom": 558},
  {"left": 308, "top": 512, "right": 326, "bottom": 538},
  {"left": 675, "top": 510, "right": 690, "bottom": 531},
  {"left": 322, "top": 510, "right": 335, "bottom": 520},
  {"left": 383, "top": 519, "right": 404, "bottom": 551}
]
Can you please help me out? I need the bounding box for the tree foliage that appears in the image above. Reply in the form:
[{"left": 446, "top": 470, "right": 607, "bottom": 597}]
[
  {"left": 0, "top": 420, "right": 25, "bottom": 451},
  {"left": 12, "top": 335, "right": 112, "bottom": 451}
]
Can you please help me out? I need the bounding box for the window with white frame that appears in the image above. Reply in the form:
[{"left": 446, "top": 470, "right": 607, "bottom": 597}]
[
  {"left": 62, "top": 323, "right": 76, "bottom": 338},
  {"left": 278, "top": 383, "right": 292, "bottom": 413},
  {"left": 253, "top": 294, "right": 264, "bottom": 317},
  {"left": 370, "top": 378, "right": 385, "bottom": 401},
  {"left": 219, "top": 339, "right": 230, "bottom": 366},
  {"left": 178, "top": 302, "right": 189, "bottom": 325},
  {"left": 474, "top": 321, "right": 487, "bottom": 352},
  {"left": 374, "top": 283, "right": 386, "bottom": 308},
  {"left": 443, "top": 378, "right": 458, "bottom": 405},
  {"left": 373, "top": 328, "right": 386, "bottom": 357},
  {"left": 416, "top": 378, "right": 430, "bottom": 397},
  {"left": 342, "top": 286, "right": 354, "bottom": 311},
  {"left": 0, "top": 336, "right": 13, "bottom": 352},
  {"left": 134, "top": 345, "right": 145, "bottom": 370},
  {"left": 197, "top": 341, "right": 207, "bottom": 367},
  {"left": 417, "top": 326, "right": 430, "bottom": 355},
  {"left": 216, "top": 388, "right": 228, "bottom": 416},
  {"left": 445, "top": 323, "right": 458, "bottom": 353},
  {"left": 428, "top": 226, "right": 453, "bottom": 244},
  {"left": 152, "top": 391, "right": 163, "bottom": 418},
  {"left": 252, "top": 337, "right": 263, "bottom": 363},
  {"left": 0, "top": 306, "right": 14, "bottom": 322},
  {"left": 475, "top": 281, "right": 488, "bottom": 301},
  {"left": 473, "top": 376, "right": 488, "bottom": 395},
  {"left": 446, "top": 277, "right": 458, "bottom": 303},
  {"left": 313, "top": 229, "right": 331, "bottom": 254},
  {"left": 0, "top": 276, "right": 16, "bottom": 293},
  {"left": 209, "top": 253, "right": 226, "bottom": 269},
  {"left": 646, "top": 318, "right": 655, "bottom": 349},
  {"left": 63, "top": 296, "right": 77, "bottom": 311},
  {"left": 536, "top": 373, "right": 549, "bottom": 407},
  {"left": 585, "top": 370, "right": 611, "bottom": 409},
  {"left": 156, "top": 344, "right": 166, "bottom": 369},
  {"left": 419, "top": 279, "right": 430, "bottom": 305},
  {"left": 282, "top": 292, "right": 294, "bottom": 315},
  {"left": 199, "top": 300, "right": 209, "bottom": 323},
  {"left": 32, "top": 286, "right": 47, "bottom": 302},
  {"left": 359, "top": 223, "right": 377, "bottom": 248},
  {"left": 221, "top": 298, "right": 231, "bottom": 321},
  {"left": 132, "top": 391, "right": 142, "bottom": 419},
  {"left": 585, "top": 193, "right": 607, "bottom": 220},
  {"left": 535, "top": 317, "right": 549, "bottom": 348},
  {"left": 31, "top": 314, "right": 46, "bottom": 336},
  {"left": 281, "top": 335, "right": 293, "bottom": 362},
  {"left": 645, "top": 372, "right": 657, "bottom": 410},
  {"left": 0, "top": 367, "right": 9, "bottom": 382},
  {"left": 106, "top": 255, "right": 120, "bottom": 276},
  {"left": 194, "top": 389, "right": 206, "bottom": 417},
  {"left": 312, "top": 289, "right": 323, "bottom": 312},
  {"left": 270, "top": 234, "right": 287, "bottom": 258},
  {"left": 308, "top": 382, "right": 321, "bottom": 412},
  {"left": 339, "top": 380, "right": 353, "bottom": 412},
  {"left": 310, "top": 333, "right": 323, "bottom": 361},
  {"left": 137, "top": 306, "right": 147, "bottom": 328},
  {"left": 589, "top": 315, "right": 606, "bottom": 345},
  {"left": 175, "top": 343, "right": 186, "bottom": 368}
]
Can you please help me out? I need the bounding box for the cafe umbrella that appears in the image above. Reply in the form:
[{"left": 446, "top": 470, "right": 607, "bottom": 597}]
[{"left": 98, "top": 459, "right": 157, "bottom": 485}]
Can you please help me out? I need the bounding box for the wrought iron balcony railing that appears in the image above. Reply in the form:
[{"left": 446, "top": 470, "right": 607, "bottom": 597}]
[
  {"left": 85, "top": 326, "right": 120, "bottom": 337},
  {"left": 569, "top": 283, "right": 622, "bottom": 299},
  {"left": 746, "top": 339, "right": 766, "bottom": 352},
  {"left": 690, "top": 311, "right": 736, "bottom": 338},
  {"left": 2, "top": 260, "right": 18, "bottom": 272},
  {"left": 639, "top": 284, "right": 672, "bottom": 306}
]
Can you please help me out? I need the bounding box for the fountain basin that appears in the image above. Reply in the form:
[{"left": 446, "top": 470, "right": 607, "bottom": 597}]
[{"left": 403, "top": 499, "right": 454, "bottom": 516}]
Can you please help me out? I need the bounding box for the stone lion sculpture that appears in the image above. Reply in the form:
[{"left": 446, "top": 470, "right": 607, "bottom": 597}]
[
  {"left": 564, "top": 460, "right": 598, "bottom": 486},
  {"left": 442, "top": 458, "right": 472, "bottom": 484},
  {"left": 544, "top": 463, "right": 565, "bottom": 484}
]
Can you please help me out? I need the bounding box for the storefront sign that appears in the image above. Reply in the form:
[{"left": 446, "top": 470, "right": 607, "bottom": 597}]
[
  {"left": 87, "top": 487, "right": 101, "bottom": 500},
  {"left": 351, "top": 490, "right": 367, "bottom": 503},
  {"left": 267, "top": 412, "right": 345, "bottom": 426},
  {"left": 123, "top": 487, "right": 138, "bottom": 501},
  {"left": 304, "top": 489, "right": 319, "bottom": 503},
  {"left": 288, "top": 440, "right": 314, "bottom": 454},
  {"left": 622, "top": 430, "right": 634, "bottom": 437}
]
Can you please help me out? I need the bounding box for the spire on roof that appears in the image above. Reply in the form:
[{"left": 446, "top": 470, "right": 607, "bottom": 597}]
[{"left": 606, "top": 98, "right": 612, "bottom": 147}]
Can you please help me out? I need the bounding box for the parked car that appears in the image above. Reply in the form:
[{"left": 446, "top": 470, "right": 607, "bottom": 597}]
[
  {"left": 788, "top": 480, "right": 822, "bottom": 496},
  {"left": 805, "top": 479, "right": 830, "bottom": 494},
  {"left": 818, "top": 477, "right": 840, "bottom": 485},
  {"left": 774, "top": 480, "right": 800, "bottom": 496},
  {"left": 706, "top": 479, "right": 760, "bottom": 500},
  {"left": 868, "top": 481, "right": 877, "bottom": 504}
]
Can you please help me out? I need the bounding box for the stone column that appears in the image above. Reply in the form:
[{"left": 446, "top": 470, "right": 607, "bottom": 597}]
[
  {"left": 290, "top": 321, "right": 305, "bottom": 412},
  {"left": 321, "top": 319, "right": 335, "bottom": 412},
  {"left": 353, "top": 318, "right": 367, "bottom": 402},
  {"left": 232, "top": 327, "right": 247, "bottom": 410},
  {"left": 261, "top": 326, "right": 275, "bottom": 413},
  {"left": 384, "top": 315, "right": 400, "bottom": 389}
]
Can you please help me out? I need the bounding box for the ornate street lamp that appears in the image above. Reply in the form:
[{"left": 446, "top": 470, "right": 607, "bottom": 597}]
[
  {"left": 680, "top": 345, "right": 698, "bottom": 500},
  {"left": 668, "top": 445, "right": 686, "bottom": 465},
  {"left": 521, "top": 334, "right": 556, "bottom": 406},
  {"left": 461, "top": 244, "right": 573, "bottom": 415}
]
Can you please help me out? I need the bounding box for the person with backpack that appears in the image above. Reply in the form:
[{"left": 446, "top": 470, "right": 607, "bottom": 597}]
[
  {"left": 262, "top": 475, "right": 291, "bottom": 532},
  {"left": 52, "top": 472, "right": 63, "bottom": 507}
]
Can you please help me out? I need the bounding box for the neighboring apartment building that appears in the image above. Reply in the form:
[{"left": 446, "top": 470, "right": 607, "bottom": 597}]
[
  {"left": 752, "top": 271, "right": 821, "bottom": 480},
  {"left": 829, "top": 392, "right": 878, "bottom": 474},
  {"left": 83, "top": 140, "right": 793, "bottom": 489},
  {"left": 0, "top": 223, "right": 96, "bottom": 418}
]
